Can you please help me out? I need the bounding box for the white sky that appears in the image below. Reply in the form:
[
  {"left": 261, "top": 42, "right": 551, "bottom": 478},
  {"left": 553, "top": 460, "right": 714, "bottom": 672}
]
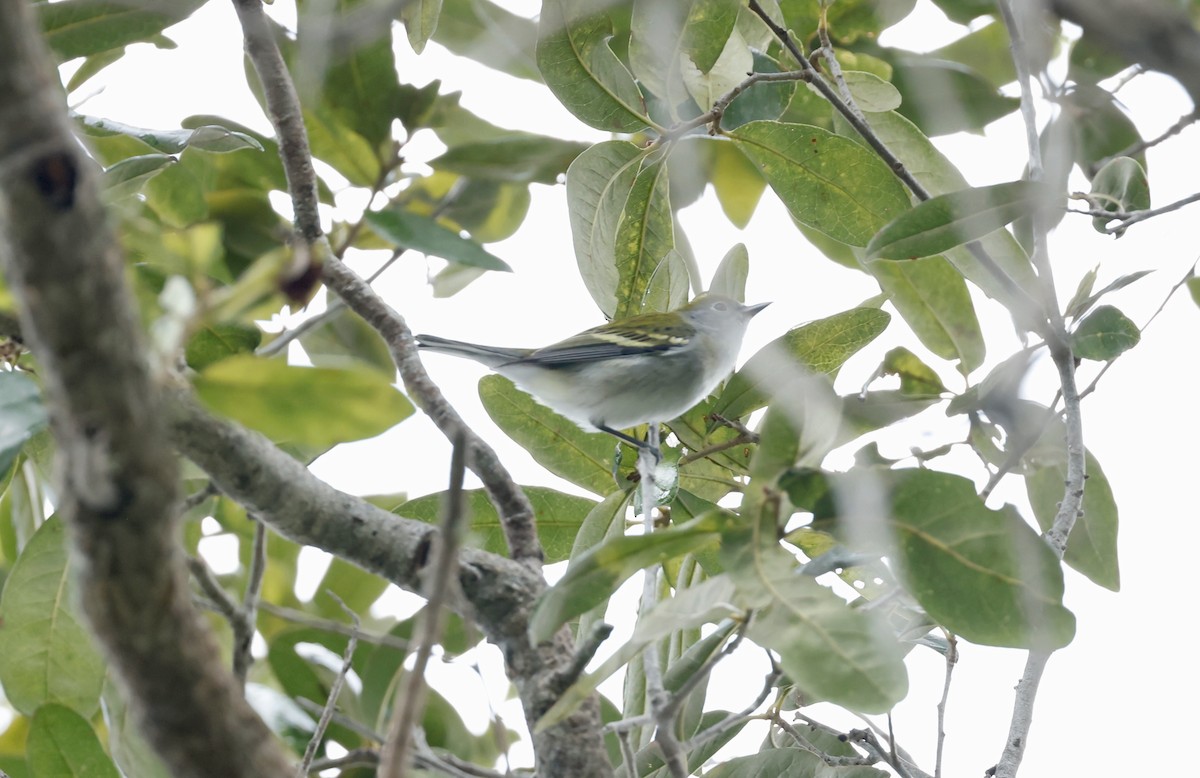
[{"left": 54, "top": 0, "right": 1200, "bottom": 775}]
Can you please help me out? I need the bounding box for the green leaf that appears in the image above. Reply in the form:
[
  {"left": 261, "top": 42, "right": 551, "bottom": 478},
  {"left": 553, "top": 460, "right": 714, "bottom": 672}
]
[
  {"left": 398, "top": 487, "right": 597, "bottom": 563},
  {"left": 430, "top": 134, "right": 589, "bottom": 184},
  {"left": 536, "top": 577, "right": 739, "bottom": 732},
  {"left": 0, "top": 518, "right": 106, "bottom": 717},
  {"left": 193, "top": 356, "right": 415, "bottom": 448},
  {"left": 707, "top": 747, "right": 888, "bottom": 778},
  {"left": 143, "top": 162, "right": 208, "bottom": 228},
  {"left": 1071, "top": 305, "right": 1140, "bottom": 360},
  {"left": 869, "top": 256, "right": 986, "bottom": 373},
  {"left": 1065, "top": 270, "right": 1153, "bottom": 321},
  {"left": 835, "top": 110, "right": 1038, "bottom": 307},
  {"left": 101, "top": 154, "right": 175, "bottom": 200},
  {"left": 78, "top": 115, "right": 264, "bottom": 154},
  {"left": 401, "top": 0, "right": 443, "bottom": 53},
  {"left": 708, "top": 243, "right": 749, "bottom": 299},
  {"left": 683, "top": 0, "right": 741, "bottom": 75},
  {"left": 709, "top": 137, "right": 767, "bottom": 228},
  {"left": 0, "top": 373, "right": 48, "bottom": 480},
  {"left": 682, "top": 27, "right": 753, "bottom": 113},
  {"left": 833, "top": 70, "right": 902, "bottom": 113},
  {"left": 715, "top": 307, "right": 891, "bottom": 419},
  {"left": 65, "top": 46, "right": 127, "bottom": 93},
  {"left": 730, "top": 122, "right": 911, "bottom": 246},
  {"left": 365, "top": 209, "right": 512, "bottom": 271},
  {"left": 1088, "top": 157, "right": 1150, "bottom": 234},
  {"left": 890, "top": 57, "right": 1020, "bottom": 136},
  {"left": 613, "top": 157, "right": 676, "bottom": 317},
  {"left": 628, "top": 0, "right": 694, "bottom": 112},
  {"left": 723, "top": 513, "right": 907, "bottom": 713},
  {"left": 867, "top": 182, "right": 1039, "bottom": 260},
  {"left": 28, "top": 704, "right": 120, "bottom": 778},
  {"left": 1026, "top": 451, "right": 1120, "bottom": 591},
  {"left": 1188, "top": 276, "right": 1200, "bottom": 308},
  {"left": 529, "top": 513, "right": 727, "bottom": 643},
  {"left": 537, "top": 0, "right": 650, "bottom": 132},
  {"left": 930, "top": 21, "right": 1016, "bottom": 87},
  {"left": 566, "top": 141, "right": 651, "bottom": 317},
  {"left": 297, "top": 309, "right": 395, "bottom": 375},
  {"left": 478, "top": 375, "right": 633, "bottom": 496},
  {"left": 38, "top": 0, "right": 207, "bottom": 60},
  {"left": 430, "top": 0, "right": 540, "bottom": 81},
  {"left": 890, "top": 469, "right": 1076, "bottom": 649},
  {"left": 185, "top": 324, "right": 262, "bottom": 372},
  {"left": 878, "top": 347, "right": 947, "bottom": 395}
]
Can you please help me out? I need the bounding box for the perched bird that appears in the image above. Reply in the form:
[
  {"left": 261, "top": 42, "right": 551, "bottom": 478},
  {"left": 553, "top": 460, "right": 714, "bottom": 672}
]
[{"left": 416, "top": 294, "right": 768, "bottom": 454}]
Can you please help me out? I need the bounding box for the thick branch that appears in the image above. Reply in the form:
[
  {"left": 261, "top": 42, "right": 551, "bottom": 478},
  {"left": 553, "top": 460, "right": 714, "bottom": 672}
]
[
  {"left": 167, "top": 390, "right": 611, "bottom": 776},
  {"left": 0, "top": 3, "right": 294, "bottom": 776}
]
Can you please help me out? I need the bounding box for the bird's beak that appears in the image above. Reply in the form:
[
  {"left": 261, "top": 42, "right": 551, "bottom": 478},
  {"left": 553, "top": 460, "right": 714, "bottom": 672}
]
[{"left": 744, "top": 301, "right": 770, "bottom": 317}]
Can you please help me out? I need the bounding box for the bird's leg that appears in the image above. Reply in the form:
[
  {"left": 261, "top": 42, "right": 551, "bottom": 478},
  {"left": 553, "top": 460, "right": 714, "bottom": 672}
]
[{"left": 595, "top": 423, "right": 662, "bottom": 464}]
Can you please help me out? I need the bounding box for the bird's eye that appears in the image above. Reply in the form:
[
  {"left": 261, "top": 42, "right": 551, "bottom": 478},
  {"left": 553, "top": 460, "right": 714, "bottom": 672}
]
[{"left": 713, "top": 301, "right": 728, "bottom": 311}]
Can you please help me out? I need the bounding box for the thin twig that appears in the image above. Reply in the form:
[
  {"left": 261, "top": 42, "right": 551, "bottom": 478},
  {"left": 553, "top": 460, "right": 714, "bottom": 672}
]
[
  {"left": 685, "top": 660, "right": 781, "bottom": 752},
  {"left": 296, "top": 593, "right": 359, "bottom": 777},
  {"left": 306, "top": 748, "right": 379, "bottom": 773},
  {"left": 1093, "top": 108, "right": 1197, "bottom": 171},
  {"left": 256, "top": 601, "right": 411, "bottom": 651},
  {"left": 660, "top": 70, "right": 811, "bottom": 140},
  {"left": 233, "top": 519, "right": 268, "bottom": 687},
  {"left": 616, "top": 729, "right": 638, "bottom": 778},
  {"left": 181, "top": 481, "right": 218, "bottom": 512},
  {"left": 659, "top": 617, "right": 748, "bottom": 721},
  {"left": 379, "top": 430, "right": 469, "bottom": 777},
  {"left": 935, "top": 633, "right": 958, "bottom": 778},
  {"left": 817, "top": 7, "right": 864, "bottom": 122},
  {"left": 635, "top": 425, "right": 688, "bottom": 778},
  {"left": 1071, "top": 191, "right": 1200, "bottom": 234}
]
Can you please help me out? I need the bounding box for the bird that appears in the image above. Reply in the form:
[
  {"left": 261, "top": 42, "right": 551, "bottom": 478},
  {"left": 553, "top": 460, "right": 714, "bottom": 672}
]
[{"left": 416, "top": 294, "right": 768, "bottom": 456}]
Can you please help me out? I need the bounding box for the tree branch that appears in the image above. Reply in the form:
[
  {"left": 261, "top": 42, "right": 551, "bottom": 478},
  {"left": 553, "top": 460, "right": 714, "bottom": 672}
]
[
  {"left": 232, "top": 0, "right": 542, "bottom": 567},
  {"left": 0, "top": 2, "right": 294, "bottom": 776},
  {"left": 167, "top": 389, "right": 611, "bottom": 776}
]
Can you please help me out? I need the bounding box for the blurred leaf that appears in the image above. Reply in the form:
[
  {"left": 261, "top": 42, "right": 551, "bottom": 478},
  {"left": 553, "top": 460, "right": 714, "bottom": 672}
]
[
  {"left": 722, "top": 510, "right": 907, "bottom": 713},
  {"left": 365, "top": 209, "right": 511, "bottom": 271},
  {"left": 709, "top": 138, "right": 767, "bottom": 228},
  {"left": 185, "top": 323, "right": 262, "bottom": 371},
  {"left": 683, "top": 27, "right": 753, "bottom": 113},
  {"left": 707, "top": 747, "right": 887, "bottom": 777},
  {"left": 529, "top": 512, "right": 729, "bottom": 643},
  {"left": 536, "top": 577, "right": 739, "bottom": 731},
  {"left": 401, "top": 0, "right": 443, "bottom": 53},
  {"left": 730, "top": 121, "right": 910, "bottom": 246},
  {"left": 867, "top": 182, "right": 1039, "bottom": 260},
  {"left": 721, "top": 52, "right": 795, "bottom": 130},
  {"left": 193, "top": 356, "right": 414, "bottom": 447},
  {"left": 1071, "top": 305, "right": 1140, "bottom": 360},
  {"left": 931, "top": 20, "right": 1015, "bottom": 86},
  {"left": 778, "top": 0, "right": 916, "bottom": 43},
  {"left": 878, "top": 347, "right": 946, "bottom": 395},
  {"left": 715, "top": 307, "right": 891, "bottom": 419},
  {"left": 0, "top": 373, "right": 47, "bottom": 480},
  {"left": 708, "top": 243, "right": 749, "bottom": 299},
  {"left": 1064, "top": 266, "right": 1100, "bottom": 321},
  {"left": 101, "top": 154, "right": 176, "bottom": 200},
  {"left": 1088, "top": 157, "right": 1150, "bottom": 235},
  {"left": 537, "top": 0, "right": 650, "bottom": 132},
  {"left": 928, "top": 0, "right": 995, "bottom": 24},
  {"left": 430, "top": 134, "right": 589, "bottom": 184},
  {"left": 313, "top": 558, "right": 390, "bottom": 618},
  {"left": 431, "top": 0, "right": 540, "bottom": 81},
  {"left": 1187, "top": 276, "right": 1200, "bottom": 307},
  {"left": 870, "top": 256, "right": 985, "bottom": 373},
  {"left": 1060, "top": 86, "right": 1144, "bottom": 179},
  {"left": 27, "top": 704, "right": 120, "bottom": 778},
  {"left": 398, "top": 486, "right": 597, "bottom": 563},
  {"left": 890, "top": 469, "right": 1076, "bottom": 649},
  {"left": 566, "top": 141, "right": 651, "bottom": 317},
  {"left": 78, "top": 115, "right": 263, "bottom": 154},
  {"left": 298, "top": 308, "right": 395, "bottom": 375},
  {"left": 478, "top": 375, "right": 634, "bottom": 495},
  {"left": 1026, "top": 450, "right": 1120, "bottom": 591},
  {"left": 38, "top": 0, "right": 207, "bottom": 60},
  {"left": 65, "top": 46, "right": 127, "bottom": 92},
  {"left": 144, "top": 162, "right": 209, "bottom": 228},
  {"left": 0, "top": 518, "right": 106, "bottom": 717},
  {"left": 890, "top": 57, "right": 1019, "bottom": 136}
]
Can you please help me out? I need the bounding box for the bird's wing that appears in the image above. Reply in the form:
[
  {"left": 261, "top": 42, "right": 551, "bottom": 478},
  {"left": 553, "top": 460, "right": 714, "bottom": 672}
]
[{"left": 512, "top": 312, "right": 694, "bottom": 367}]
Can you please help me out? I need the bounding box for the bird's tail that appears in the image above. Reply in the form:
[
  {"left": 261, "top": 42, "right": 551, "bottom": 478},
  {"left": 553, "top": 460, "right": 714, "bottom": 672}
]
[{"left": 415, "top": 334, "right": 527, "bottom": 368}]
